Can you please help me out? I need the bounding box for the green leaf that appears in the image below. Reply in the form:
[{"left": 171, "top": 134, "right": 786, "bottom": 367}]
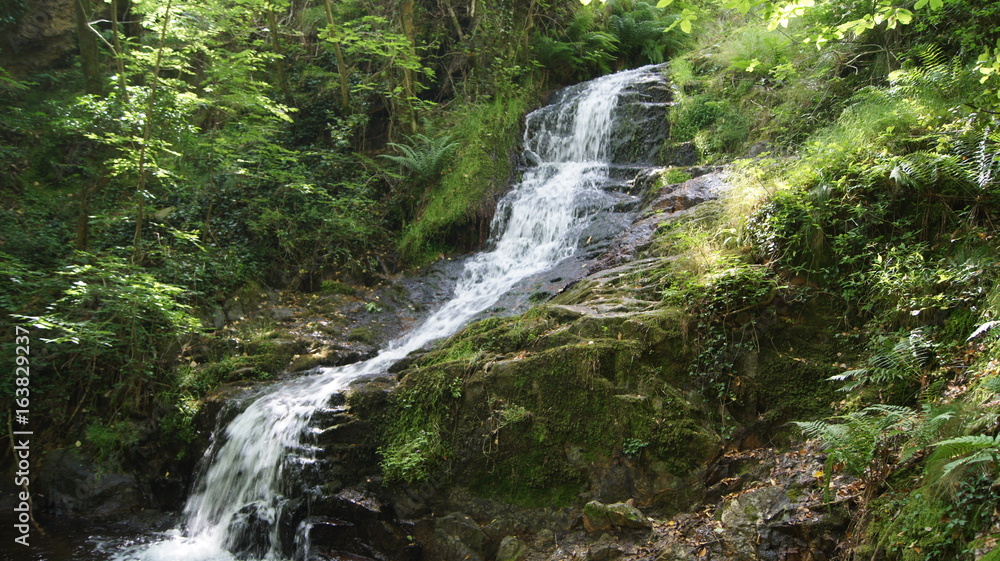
[
  {"left": 656, "top": 0, "right": 674, "bottom": 6},
  {"left": 680, "top": 18, "right": 691, "bottom": 33},
  {"left": 914, "top": 0, "right": 928, "bottom": 8}
]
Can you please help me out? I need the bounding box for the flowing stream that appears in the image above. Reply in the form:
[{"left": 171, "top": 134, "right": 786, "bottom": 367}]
[{"left": 116, "top": 64, "right": 666, "bottom": 561}]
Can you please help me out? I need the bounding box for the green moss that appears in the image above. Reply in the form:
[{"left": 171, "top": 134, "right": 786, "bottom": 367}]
[
  {"left": 85, "top": 420, "right": 142, "bottom": 469},
  {"left": 378, "top": 367, "right": 465, "bottom": 481},
  {"left": 748, "top": 314, "right": 842, "bottom": 425},
  {"left": 320, "top": 280, "right": 357, "bottom": 295},
  {"left": 661, "top": 168, "right": 693, "bottom": 184},
  {"left": 398, "top": 92, "right": 533, "bottom": 265},
  {"left": 347, "top": 326, "right": 380, "bottom": 344}
]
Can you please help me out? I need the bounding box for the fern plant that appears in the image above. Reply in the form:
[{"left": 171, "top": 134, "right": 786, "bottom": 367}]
[
  {"left": 930, "top": 434, "right": 1000, "bottom": 477},
  {"left": 379, "top": 132, "right": 459, "bottom": 183},
  {"left": 830, "top": 329, "right": 935, "bottom": 393},
  {"left": 796, "top": 404, "right": 920, "bottom": 500}
]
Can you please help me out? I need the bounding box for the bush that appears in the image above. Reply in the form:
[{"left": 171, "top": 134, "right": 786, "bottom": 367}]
[{"left": 16, "top": 253, "right": 200, "bottom": 420}]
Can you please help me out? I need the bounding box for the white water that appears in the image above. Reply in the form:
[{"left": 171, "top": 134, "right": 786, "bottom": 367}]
[{"left": 116, "top": 65, "right": 661, "bottom": 561}]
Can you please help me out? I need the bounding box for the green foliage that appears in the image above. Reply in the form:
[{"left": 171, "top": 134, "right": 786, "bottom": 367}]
[
  {"left": 866, "top": 473, "right": 998, "bottom": 561},
  {"left": 85, "top": 420, "right": 143, "bottom": 469},
  {"left": 379, "top": 368, "right": 464, "bottom": 481},
  {"left": 661, "top": 168, "right": 692, "bottom": 184},
  {"left": 398, "top": 92, "right": 530, "bottom": 264},
  {"left": 606, "top": 0, "right": 683, "bottom": 66},
  {"left": 930, "top": 434, "right": 1000, "bottom": 477},
  {"left": 0, "top": 1, "right": 26, "bottom": 27},
  {"left": 379, "top": 429, "right": 444, "bottom": 482},
  {"left": 380, "top": 133, "right": 459, "bottom": 183},
  {"left": 534, "top": 0, "right": 687, "bottom": 85},
  {"left": 796, "top": 404, "right": 919, "bottom": 478},
  {"left": 830, "top": 329, "right": 935, "bottom": 396},
  {"left": 654, "top": 217, "right": 778, "bottom": 402},
  {"left": 533, "top": 28, "right": 618, "bottom": 85},
  {"left": 670, "top": 95, "right": 749, "bottom": 158},
  {"left": 158, "top": 394, "right": 201, "bottom": 458},
  {"left": 15, "top": 253, "right": 200, "bottom": 417},
  {"left": 622, "top": 437, "right": 649, "bottom": 457}
]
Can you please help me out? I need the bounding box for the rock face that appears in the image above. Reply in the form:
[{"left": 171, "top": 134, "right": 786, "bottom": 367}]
[
  {"left": 497, "top": 535, "right": 533, "bottom": 561},
  {"left": 35, "top": 448, "right": 144, "bottom": 519},
  {"left": 583, "top": 501, "right": 652, "bottom": 532},
  {"left": 591, "top": 168, "right": 727, "bottom": 272},
  {"left": 0, "top": 0, "right": 78, "bottom": 74}
]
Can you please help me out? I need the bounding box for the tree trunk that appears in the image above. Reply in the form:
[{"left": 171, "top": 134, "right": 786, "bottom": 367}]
[
  {"left": 322, "top": 0, "right": 351, "bottom": 109},
  {"left": 74, "top": 0, "right": 102, "bottom": 95},
  {"left": 111, "top": 0, "right": 129, "bottom": 99},
  {"left": 523, "top": 0, "right": 537, "bottom": 64},
  {"left": 401, "top": 0, "right": 418, "bottom": 134},
  {"left": 76, "top": 178, "right": 107, "bottom": 250},
  {"left": 132, "top": 0, "right": 174, "bottom": 265},
  {"left": 266, "top": 5, "right": 296, "bottom": 107}
]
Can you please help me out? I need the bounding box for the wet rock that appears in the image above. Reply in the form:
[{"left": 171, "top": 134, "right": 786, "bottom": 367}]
[
  {"left": 591, "top": 170, "right": 730, "bottom": 272},
  {"left": 212, "top": 307, "right": 227, "bottom": 329},
  {"left": 590, "top": 459, "right": 638, "bottom": 503},
  {"left": 269, "top": 307, "right": 299, "bottom": 321},
  {"left": 289, "top": 347, "right": 363, "bottom": 372},
  {"left": 497, "top": 535, "right": 532, "bottom": 561},
  {"left": 227, "top": 503, "right": 273, "bottom": 560},
  {"left": 582, "top": 501, "right": 651, "bottom": 532},
  {"left": 426, "top": 529, "right": 484, "bottom": 561},
  {"left": 303, "top": 489, "right": 419, "bottom": 561},
  {"left": 536, "top": 528, "right": 556, "bottom": 546},
  {"left": 35, "top": 448, "right": 143, "bottom": 519},
  {"left": 589, "top": 540, "right": 624, "bottom": 561},
  {"left": 658, "top": 141, "right": 699, "bottom": 167},
  {"left": 747, "top": 141, "right": 773, "bottom": 158},
  {"left": 268, "top": 337, "right": 309, "bottom": 356},
  {"left": 436, "top": 512, "right": 486, "bottom": 552},
  {"left": 224, "top": 299, "right": 249, "bottom": 322},
  {"left": 300, "top": 516, "right": 361, "bottom": 555}
]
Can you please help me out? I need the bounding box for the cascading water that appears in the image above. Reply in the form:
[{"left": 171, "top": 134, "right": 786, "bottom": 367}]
[{"left": 117, "top": 64, "right": 667, "bottom": 561}]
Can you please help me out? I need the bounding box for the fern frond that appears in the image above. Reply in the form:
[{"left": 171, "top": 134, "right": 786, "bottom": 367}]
[
  {"left": 980, "top": 546, "right": 1000, "bottom": 561},
  {"left": 828, "top": 369, "right": 863, "bottom": 381},
  {"left": 379, "top": 133, "right": 459, "bottom": 182},
  {"left": 889, "top": 152, "right": 975, "bottom": 195},
  {"left": 794, "top": 420, "right": 834, "bottom": 440},
  {"left": 967, "top": 320, "right": 1000, "bottom": 342},
  {"left": 980, "top": 375, "right": 1000, "bottom": 394},
  {"left": 931, "top": 434, "right": 1000, "bottom": 476},
  {"left": 933, "top": 434, "right": 1000, "bottom": 457},
  {"left": 867, "top": 403, "right": 917, "bottom": 419}
]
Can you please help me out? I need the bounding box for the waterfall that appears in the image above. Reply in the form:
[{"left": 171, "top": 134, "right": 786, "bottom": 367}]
[{"left": 118, "top": 64, "right": 666, "bottom": 561}]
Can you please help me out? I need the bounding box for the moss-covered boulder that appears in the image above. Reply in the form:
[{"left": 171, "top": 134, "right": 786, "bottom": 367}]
[{"left": 583, "top": 500, "right": 652, "bottom": 532}]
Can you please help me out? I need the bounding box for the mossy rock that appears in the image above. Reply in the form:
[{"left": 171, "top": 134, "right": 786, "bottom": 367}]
[
  {"left": 739, "top": 304, "right": 847, "bottom": 426},
  {"left": 347, "top": 326, "right": 381, "bottom": 344},
  {"left": 424, "top": 339, "right": 715, "bottom": 505},
  {"left": 582, "top": 500, "right": 651, "bottom": 532}
]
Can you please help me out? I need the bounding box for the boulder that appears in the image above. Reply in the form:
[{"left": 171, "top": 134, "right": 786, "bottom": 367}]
[
  {"left": 582, "top": 501, "right": 651, "bottom": 532},
  {"left": 36, "top": 448, "right": 143, "bottom": 519},
  {"left": 496, "top": 535, "right": 532, "bottom": 561}
]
